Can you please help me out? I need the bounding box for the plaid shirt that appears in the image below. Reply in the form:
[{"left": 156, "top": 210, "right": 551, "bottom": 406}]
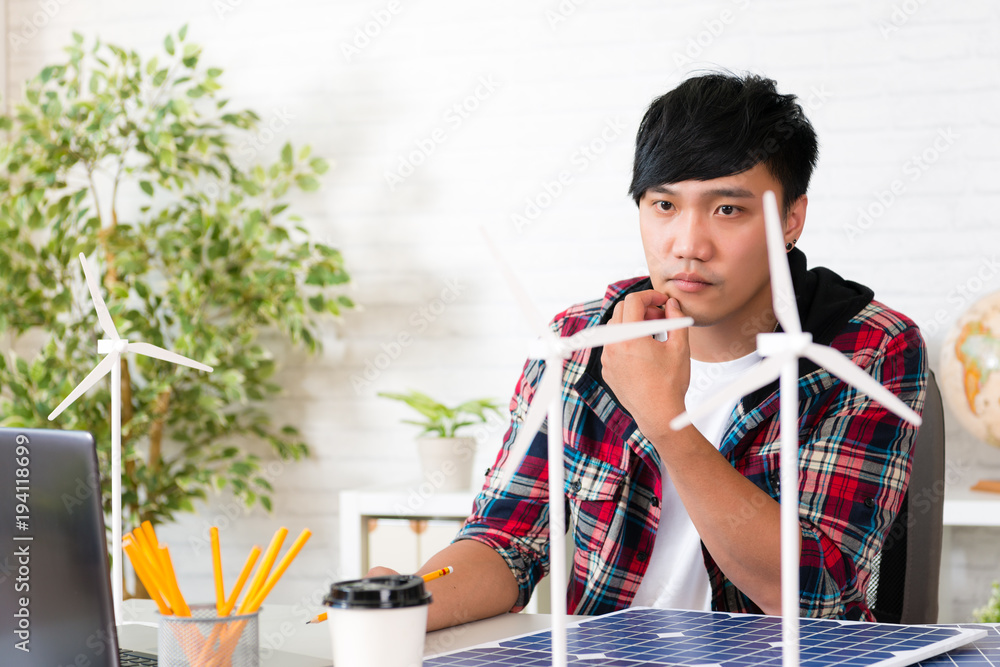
[{"left": 457, "top": 261, "right": 927, "bottom": 621}]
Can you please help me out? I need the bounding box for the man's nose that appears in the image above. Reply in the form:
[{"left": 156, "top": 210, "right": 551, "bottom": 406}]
[{"left": 671, "top": 212, "right": 712, "bottom": 261}]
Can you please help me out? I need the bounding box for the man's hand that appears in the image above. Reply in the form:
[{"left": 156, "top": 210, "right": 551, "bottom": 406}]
[
  {"left": 602, "top": 290, "right": 691, "bottom": 442},
  {"left": 365, "top": 566, "right": 400, "bottom": 577}
]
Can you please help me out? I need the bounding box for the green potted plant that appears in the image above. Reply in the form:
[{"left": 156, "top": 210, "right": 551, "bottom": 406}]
[
  {"left": 378, "top": 390, "right": 502, "bottom": 492},
  {"left": 974, "top": 582, "right": 1000, "bottom": 622},
  {"left": 0, "top": 27, "right": 352, "bottom": 596}
]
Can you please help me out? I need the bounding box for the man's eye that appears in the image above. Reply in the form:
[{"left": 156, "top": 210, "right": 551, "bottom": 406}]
[
  {"left": 718, "top": 205, "right": 738, "bottom": 216},
  {"left": 656, "top": 201, "right": 674, "bottom": 211}
]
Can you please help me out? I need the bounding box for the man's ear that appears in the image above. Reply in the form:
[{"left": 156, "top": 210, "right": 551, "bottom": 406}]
[{"left": 784, "top": 194, "right": 807, "bottom": 245}]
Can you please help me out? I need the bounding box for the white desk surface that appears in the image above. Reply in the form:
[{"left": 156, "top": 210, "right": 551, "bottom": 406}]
[{"left": 118, "top": 600, "right": 559, "bottom": 666}]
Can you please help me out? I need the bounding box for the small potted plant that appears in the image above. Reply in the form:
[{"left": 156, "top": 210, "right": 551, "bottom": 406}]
[
  {"left": 378, "top": 390, "right": 502, "bottom": 492},
  {"left": 974, "top": 582, "right": 1000, "bottom": 622}
]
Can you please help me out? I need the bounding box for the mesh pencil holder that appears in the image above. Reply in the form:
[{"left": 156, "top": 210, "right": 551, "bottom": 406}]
[{"left": 158, "top": 604, "right": 260, "bottom": 667}]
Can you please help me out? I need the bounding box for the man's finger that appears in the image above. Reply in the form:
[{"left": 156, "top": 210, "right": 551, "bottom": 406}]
[
  {"left": 663, "top": 298, "right": 690, "bottom": 347},
  {"left": 622, "top": 290, "right": 669, "bottom": 323}
]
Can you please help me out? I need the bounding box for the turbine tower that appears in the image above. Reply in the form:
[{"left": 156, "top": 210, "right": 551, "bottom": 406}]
[
  {"left": 49, "top": 253, "right": 213, "bottom": 625},
  {"left": 670, "top": 191, "right": 922, "bottom": 667}
]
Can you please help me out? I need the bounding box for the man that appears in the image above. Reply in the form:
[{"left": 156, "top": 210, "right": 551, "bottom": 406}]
[{"left": 370, "top": 72, "right": 927, "bottom": 630}]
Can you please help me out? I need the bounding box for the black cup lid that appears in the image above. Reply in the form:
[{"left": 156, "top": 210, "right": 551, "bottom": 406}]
[{"left": 323, "top": 575, "right": 433, "bottom": 609}]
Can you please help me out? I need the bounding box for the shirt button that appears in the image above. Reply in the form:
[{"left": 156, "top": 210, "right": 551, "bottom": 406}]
[
  {"left": 864, "top": 498, "right": 876, "bottom": 509},
  {"left": 569, "top": 480, "right": 582, "bottom": 493},
  {"left": 650, "top": 496, "right": 660, "bottom": 508},
  {"left": 637, "top": 552, "right": 648, "bottom": 562}
]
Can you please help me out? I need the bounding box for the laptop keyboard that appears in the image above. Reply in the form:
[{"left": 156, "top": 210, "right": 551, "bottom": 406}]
[{"left": 119, "top": 648, "right": 158, "bottom": 666}]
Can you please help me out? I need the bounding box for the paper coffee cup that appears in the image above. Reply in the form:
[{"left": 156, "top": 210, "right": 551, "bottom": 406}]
[{"left": 323, "top": 575, "right": 432, "bottom": 667}]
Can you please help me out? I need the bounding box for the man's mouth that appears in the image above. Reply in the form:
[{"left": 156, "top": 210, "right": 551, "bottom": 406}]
[{"left": 669, "top": 272, "right": 713, "bottom": 293}]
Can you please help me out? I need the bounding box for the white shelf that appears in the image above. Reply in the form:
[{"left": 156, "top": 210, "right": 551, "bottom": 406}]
[
  {"left": 339, "top": 482, "right": 477, "bottom": 580},
  {"left": 943, "top": 486, "right": 1000, "bottom": 526}
]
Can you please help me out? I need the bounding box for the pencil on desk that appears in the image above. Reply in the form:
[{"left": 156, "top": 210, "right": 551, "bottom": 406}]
[{"left": 306, "top": 566, "right": 454, "bottom": 624}]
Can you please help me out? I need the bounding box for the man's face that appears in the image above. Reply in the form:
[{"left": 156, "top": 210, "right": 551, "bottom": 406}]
[{"left": 637, "top": 163, "right": 805, "bottom": 333}]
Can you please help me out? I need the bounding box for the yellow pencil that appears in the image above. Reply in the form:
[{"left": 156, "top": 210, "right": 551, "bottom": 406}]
[
  {"left": 210, "top": 527, "right": 225, "bottom": 615},
  {"left": 306, "top": 566, "right": 454, "bottom": 624},
  {"left": 158, "top": 545, "right": 192, "bottom": 617},
  {"left": 237, "top": 527, "right": 288, "bottom": 614},
  {"left": 130, "top": 527, "right": 163, "bottom": 580},
  {"left": 244, "top": 529, "right": 312, "bottom": 613},
  {"left": 422, "top": 566, "right": 453, "bottom": 583},
  {"left": 221, "top": 546, "right": 261, "bottom": 616},
  {"left": 141, "top": 520, "right": 160, "bottom": 549},
  {"left": 123, "top": 538, "right": 172, "bottom": 615}
]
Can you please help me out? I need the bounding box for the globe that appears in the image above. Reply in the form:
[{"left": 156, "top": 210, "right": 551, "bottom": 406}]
[{"left": 940, "top": 292, "right": 1000, "bottom": 448}]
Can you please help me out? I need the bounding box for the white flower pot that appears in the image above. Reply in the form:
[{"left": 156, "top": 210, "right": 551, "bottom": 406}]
[{"left": 416, "top": 437, "right": 477, "bottom": 492}]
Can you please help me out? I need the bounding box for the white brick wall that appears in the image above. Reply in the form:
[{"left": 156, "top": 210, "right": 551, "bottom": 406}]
[{"left": 5, "top": 0, "right": 1000, "bottom": 621}]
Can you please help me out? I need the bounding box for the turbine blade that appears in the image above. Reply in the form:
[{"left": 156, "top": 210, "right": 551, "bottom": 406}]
[
  {"left": 479, "top": 226, "right": 551, "bottom": 340},
  {"left": 495, "top": 364, "right": 563, "bottom": 489},
  {"left": 79, "top": 253, "right": 120, "bottom": 341},
  {"left": 566, "top": 317, "right": 694, "bottom": 350},
  {"left": 48, "top": 353, "right": 117, "bottom": 421},
  {"left": 670, "top": 353, "right": 787, "bottom": 431},
  {"left": 763, "top": 191, "right": 802, "bottom": 335},
  {"left": 128, "top": 342, "right": 213, "bottom": 373},
  {"left": 802, "top": 344, "right": 922, "bottom": 426}
]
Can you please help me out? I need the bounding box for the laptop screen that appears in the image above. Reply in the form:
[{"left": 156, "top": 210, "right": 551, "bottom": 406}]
[{"left": 0, "top": 427, "right": 120, "bottom": 667}]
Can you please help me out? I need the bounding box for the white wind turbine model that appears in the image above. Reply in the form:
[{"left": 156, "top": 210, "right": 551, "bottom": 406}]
[
  {"left": 48, "top": 253, "right": 213, "bottom": 626},
  {"left": 482, "top": 229, "right": 694, "bottom": 667},
  {"left": 670, "top": 191, "right": 922, "bottom": 667}
]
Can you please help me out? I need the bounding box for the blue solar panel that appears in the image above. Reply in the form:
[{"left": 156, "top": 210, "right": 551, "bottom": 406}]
[
  {"left": 917, "top": 625, "right": 1000, "bottom": 667},
  {"left": 425, "top": 608, "right": 988, "bottom": 667}
]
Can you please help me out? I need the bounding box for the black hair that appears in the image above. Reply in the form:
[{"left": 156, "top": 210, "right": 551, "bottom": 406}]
[{"left": 628, "top": 72, "right": 819, "bottom": 211}]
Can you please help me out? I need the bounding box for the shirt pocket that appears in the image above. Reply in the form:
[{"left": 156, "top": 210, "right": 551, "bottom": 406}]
[{"left": 564, "top": 451, "right": 627, "bottom": 560}]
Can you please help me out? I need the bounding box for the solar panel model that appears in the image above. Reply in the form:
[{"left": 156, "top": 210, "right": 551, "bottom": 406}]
[{"left": 424, "top": 608, "right": 989, "bottom": 667}]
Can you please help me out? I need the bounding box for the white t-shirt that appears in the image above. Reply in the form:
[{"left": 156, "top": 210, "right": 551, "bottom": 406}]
[{"left": 631, "top": 350, "right": 763, "bottom": 610}]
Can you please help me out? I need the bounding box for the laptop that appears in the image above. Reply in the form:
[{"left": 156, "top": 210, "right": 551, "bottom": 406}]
[
  {"left": 0, "top": 427, "right": 142, "bottom": 665},
  {"left": 0, "top": 428, "right": 331, "bottom": 667}
]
